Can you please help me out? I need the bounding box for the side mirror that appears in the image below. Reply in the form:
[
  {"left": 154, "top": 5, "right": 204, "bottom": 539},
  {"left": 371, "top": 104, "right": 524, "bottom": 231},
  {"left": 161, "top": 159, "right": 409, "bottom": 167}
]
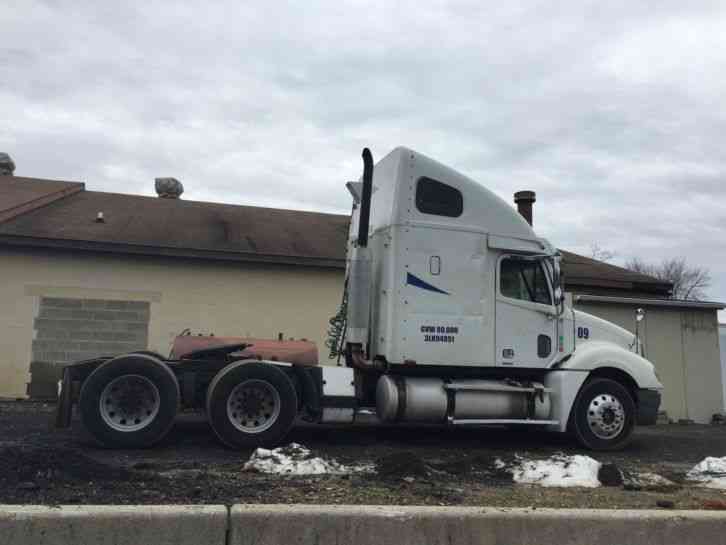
[
  {"left": 633, "top": 308, "right": 646, "bottom": 356},
  {"left": 553, "top": 286, "right": 563, "bottom": 304},
  {"left": 549, "top": 254, "right": 565, "bottom": 314}
]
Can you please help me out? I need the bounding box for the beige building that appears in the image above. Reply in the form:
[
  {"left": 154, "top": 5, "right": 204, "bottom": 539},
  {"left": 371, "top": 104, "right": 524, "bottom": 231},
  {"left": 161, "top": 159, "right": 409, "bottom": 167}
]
[
  {"left": 574, "top": 296, "right": 724, "bottom": 424},
  {"left": 0, "top": 162, "right": 723, "bottom": 423}
]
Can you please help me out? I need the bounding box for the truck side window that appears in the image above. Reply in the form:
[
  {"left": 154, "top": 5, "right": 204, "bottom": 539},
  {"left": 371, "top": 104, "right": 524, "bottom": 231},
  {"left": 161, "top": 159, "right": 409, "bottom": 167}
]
[
  {"left": 415, "top": 177, "right": 463, "bottom": 217},
  {"left": 500, "top": 258, "right": 552, "bottom": 305}
]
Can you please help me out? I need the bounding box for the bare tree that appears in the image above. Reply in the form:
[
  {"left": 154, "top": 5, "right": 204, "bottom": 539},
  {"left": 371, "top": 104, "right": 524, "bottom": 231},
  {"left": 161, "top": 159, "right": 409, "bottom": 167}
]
[
  {"left": 625, "top": 257, "right": 711, "bottom": 300},
  {"left": 589, "top": 243, "right": 616, "bottom": 263}
]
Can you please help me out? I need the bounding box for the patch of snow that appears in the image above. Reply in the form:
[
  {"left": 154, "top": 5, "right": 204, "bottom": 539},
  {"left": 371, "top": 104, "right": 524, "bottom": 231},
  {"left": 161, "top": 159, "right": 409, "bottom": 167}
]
[
  {"left": 686, "top": 457, "right": 726, "bottom": 489},
  {"left": 243, "top": 443, "right": 373, "bottom": 475},
  {"left": 507, "top": 454, "right": 602, "bottom": 488},
  {"left": 493, "top": 458, "right": 506, "bottom": 469}
]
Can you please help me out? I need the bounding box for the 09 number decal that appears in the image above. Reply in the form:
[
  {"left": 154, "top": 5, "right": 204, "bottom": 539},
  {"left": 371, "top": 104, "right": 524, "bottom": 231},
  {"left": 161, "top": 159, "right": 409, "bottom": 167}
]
[{"left": 577, "top": 327, "right": 590, "bottom": 339}]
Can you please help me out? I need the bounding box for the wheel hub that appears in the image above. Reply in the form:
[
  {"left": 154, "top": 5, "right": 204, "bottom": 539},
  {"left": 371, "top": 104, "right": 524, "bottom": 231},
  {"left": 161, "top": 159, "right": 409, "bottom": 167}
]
[
  {"left": 227, "top": 379, "right": 281, "bottom": 434},
  {"left": 587, "top": 393, "right": 625, "bottom": 439},
  {"left": 100, "top": 374, "right": 160, "bottom": 432},
  {"left": 241, "top": 390, "right": 264, "bottom": 415}
]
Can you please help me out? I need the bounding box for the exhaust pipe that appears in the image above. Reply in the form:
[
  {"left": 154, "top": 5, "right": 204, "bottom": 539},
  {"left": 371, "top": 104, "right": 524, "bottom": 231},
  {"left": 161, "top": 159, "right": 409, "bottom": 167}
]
[
  {"left": 357, "top": 148, "right": 373, "bottom": 247},
  {"left": 349, "top": 343, "right": 383, "bottom": 371},
  {"left": 346, "top": 148, "right": 376, "bottom": 368}
]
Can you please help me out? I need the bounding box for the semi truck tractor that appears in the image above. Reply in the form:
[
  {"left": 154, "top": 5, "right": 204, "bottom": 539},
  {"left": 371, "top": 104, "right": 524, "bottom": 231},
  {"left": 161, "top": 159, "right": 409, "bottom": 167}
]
[{"left": 56, "top": 147, "right": 662, "bottom": 451}]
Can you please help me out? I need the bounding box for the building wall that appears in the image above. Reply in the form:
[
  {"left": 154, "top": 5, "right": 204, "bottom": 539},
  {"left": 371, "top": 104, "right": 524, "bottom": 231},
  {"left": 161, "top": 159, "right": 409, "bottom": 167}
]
[
  {"left": 575, "top": 300, "right": 724, "bottom": 423},
  {"left": 0, "top": 247, "right": 345, "bottom": 398}
]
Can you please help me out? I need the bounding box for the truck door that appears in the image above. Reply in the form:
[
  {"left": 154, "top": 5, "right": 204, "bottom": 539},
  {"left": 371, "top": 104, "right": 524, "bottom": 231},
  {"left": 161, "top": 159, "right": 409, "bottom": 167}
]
[{"left": 495, "top": 256, "right": 557, "bottom": 368}]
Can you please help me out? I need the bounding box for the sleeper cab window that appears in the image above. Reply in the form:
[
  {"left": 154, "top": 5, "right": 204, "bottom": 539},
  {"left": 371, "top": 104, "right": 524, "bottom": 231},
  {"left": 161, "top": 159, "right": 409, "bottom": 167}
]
[
  {"left": 415, "top": 177, "right": 463, "bottom": 217},
  {"left": 500, "top": 258, "right": 552, "bottom": 306}
]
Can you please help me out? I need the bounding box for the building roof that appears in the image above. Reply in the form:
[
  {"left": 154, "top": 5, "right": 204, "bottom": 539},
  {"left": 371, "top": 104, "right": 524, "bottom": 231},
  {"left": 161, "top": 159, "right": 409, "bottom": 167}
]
[
  {"left": 0, "top": 177, "right": 349, "bottom": 268},
  {"left": 0, "top": 175, "right": 673, "bottom": 294},
  {"left": 560, "top": 250, "right": 672, "bottom": 296},
  {"left": 0, "top": 176, "right": 84, "bottom": 223}
]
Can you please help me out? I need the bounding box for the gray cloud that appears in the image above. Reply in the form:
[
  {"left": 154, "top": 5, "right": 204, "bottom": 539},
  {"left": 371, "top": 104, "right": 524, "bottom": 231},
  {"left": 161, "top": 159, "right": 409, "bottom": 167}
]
[{"left": 2, "top": 0, "right": 726, "bottom": 314}]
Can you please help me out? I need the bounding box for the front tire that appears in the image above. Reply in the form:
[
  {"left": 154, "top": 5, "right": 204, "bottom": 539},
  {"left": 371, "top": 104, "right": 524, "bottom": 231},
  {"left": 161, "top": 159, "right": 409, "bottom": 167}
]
[
  {"left": 79, "top": 354, "right": 179, "bottom": 448},
  {"left": 206, "top": 361, "right": 298, "bottom": 449},
  {"left": 570, "top": 378, "right": 636, "bottom": 451}
]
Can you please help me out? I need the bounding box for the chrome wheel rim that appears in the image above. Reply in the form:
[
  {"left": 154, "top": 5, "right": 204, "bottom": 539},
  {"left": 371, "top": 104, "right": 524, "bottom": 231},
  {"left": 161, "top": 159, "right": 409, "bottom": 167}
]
[
  {"left": 587, "top": 393, "right": 625, "bottom": 439},
  {"left": 100, "top": 374, "right": 160, "bottom": 432},
  {"left": 227, "top": 379, "right": 280, "bottom": 434}
]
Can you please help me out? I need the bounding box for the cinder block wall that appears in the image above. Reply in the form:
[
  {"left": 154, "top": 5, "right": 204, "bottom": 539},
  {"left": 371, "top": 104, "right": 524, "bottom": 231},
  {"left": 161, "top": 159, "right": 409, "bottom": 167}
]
[{"left": 29, "top": 297, "right": 150, "bottom": 397}]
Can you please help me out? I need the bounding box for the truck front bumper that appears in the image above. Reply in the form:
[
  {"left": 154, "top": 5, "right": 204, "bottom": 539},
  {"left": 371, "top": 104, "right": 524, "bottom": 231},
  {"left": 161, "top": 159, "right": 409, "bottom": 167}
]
[{"left": 636, "top": 389, "right": 661, "bottom": 425}]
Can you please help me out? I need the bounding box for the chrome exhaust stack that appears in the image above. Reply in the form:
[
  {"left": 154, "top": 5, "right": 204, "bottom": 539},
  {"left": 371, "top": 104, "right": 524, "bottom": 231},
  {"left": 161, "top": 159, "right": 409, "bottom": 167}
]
[{"left": 346, "top": 149, "right": 374, "bottom": 364}]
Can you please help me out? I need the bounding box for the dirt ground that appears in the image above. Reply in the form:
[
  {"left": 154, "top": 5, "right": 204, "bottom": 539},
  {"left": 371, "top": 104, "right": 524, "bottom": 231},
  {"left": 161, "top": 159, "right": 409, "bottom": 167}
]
[{"left": 2, "top": 400, "right": 726, "bottom": 509}]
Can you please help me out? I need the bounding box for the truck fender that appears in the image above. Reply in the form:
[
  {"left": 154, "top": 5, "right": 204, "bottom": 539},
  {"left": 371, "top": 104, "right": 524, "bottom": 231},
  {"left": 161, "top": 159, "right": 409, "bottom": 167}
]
[
  {"left": 556, "top": 341, "right": 661, "bottom": 389},
  {"left": 545, "top": 341, "right": 662, "bottom": 432}
]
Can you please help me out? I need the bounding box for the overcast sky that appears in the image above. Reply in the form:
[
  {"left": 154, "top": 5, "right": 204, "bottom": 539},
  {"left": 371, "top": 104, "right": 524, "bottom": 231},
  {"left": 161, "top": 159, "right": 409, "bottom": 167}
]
[{"left": 2, "top": 1, "right": 725, "bottom": 313}]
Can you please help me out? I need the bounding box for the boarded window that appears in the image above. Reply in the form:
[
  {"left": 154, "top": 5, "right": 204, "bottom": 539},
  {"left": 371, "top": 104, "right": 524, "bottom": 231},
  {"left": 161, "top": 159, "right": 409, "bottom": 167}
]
[
  {"left": 415, "top": 177, "right": 463, "bottom": 217},
  {"left": 500, "top": 259, "right": 552, "bottom": 305}
]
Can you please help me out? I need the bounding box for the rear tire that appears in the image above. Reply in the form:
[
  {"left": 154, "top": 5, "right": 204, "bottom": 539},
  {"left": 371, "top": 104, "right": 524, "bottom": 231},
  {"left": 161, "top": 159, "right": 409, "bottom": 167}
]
[
  {"left": 570, "top": 377, "right": 636, "bottom": 451},
  {"left": 79, "top": 354, "right": 179, "bottom": 448},
  {"left": 206, "top": 361, "right": 298, "bottom": 449}
]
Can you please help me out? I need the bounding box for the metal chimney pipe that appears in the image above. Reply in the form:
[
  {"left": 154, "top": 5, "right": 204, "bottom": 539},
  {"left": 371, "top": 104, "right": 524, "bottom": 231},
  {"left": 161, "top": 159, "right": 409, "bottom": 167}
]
[{"left": 514, "top": 190, "right": 536, "bottom": 226}]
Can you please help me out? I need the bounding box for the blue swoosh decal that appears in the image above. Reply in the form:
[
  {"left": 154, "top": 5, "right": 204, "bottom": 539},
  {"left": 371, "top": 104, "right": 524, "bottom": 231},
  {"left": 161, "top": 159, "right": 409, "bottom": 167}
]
[{"left": 406, "top": 272, "right": 450, "bottom": 295}]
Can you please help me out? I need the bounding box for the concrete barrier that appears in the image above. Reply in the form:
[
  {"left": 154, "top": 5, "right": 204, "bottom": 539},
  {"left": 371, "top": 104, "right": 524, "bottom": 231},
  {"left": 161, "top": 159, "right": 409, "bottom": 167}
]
[
  {"left": 230, "top": 504, "right": 726, "bottom": 545},
  {"left": 3, "top": 504, "right": 726, "bottom": 545},
  {"left": 0, "top": 505, "right": 228, "bottom": 545}
]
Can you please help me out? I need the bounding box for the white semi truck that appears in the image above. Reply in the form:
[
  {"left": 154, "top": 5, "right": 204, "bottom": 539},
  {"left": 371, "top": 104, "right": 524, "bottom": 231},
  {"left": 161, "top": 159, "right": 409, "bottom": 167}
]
[{"left": 56, "top": 147, "right": 662, "bottom": 451}]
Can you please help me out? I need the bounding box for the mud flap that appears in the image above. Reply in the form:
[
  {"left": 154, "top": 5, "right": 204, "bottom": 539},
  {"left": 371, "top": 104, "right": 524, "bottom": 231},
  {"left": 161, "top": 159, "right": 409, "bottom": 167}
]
[
  {"left": 636, "top": 389, "right": 661, "bottom": 425},
  {"left": 54, "top": 367, "right": 73, "bottom": 428}
]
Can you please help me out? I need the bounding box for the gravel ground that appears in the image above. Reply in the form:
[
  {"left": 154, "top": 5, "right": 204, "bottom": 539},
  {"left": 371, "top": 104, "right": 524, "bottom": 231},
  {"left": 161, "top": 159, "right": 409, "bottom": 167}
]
[{"left": 2, "top": 400, "right": 726, "bottom": 509}]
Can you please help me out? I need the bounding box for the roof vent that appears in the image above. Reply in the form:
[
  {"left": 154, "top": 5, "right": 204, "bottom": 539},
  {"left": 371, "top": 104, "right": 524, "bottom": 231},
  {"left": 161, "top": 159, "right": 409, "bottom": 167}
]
[
  {"left": 155, "top": 177, "right": 184, "bottom": 199},
  {"left": 0, "top": 153, "right": 15, "bottom": 176}
]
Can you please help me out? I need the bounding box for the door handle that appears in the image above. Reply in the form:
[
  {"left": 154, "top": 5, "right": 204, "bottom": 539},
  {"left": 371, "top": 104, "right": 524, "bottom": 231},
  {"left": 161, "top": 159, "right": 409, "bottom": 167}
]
[{"left": 430, "top": 255, "right": 441, "bottom": 275}]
